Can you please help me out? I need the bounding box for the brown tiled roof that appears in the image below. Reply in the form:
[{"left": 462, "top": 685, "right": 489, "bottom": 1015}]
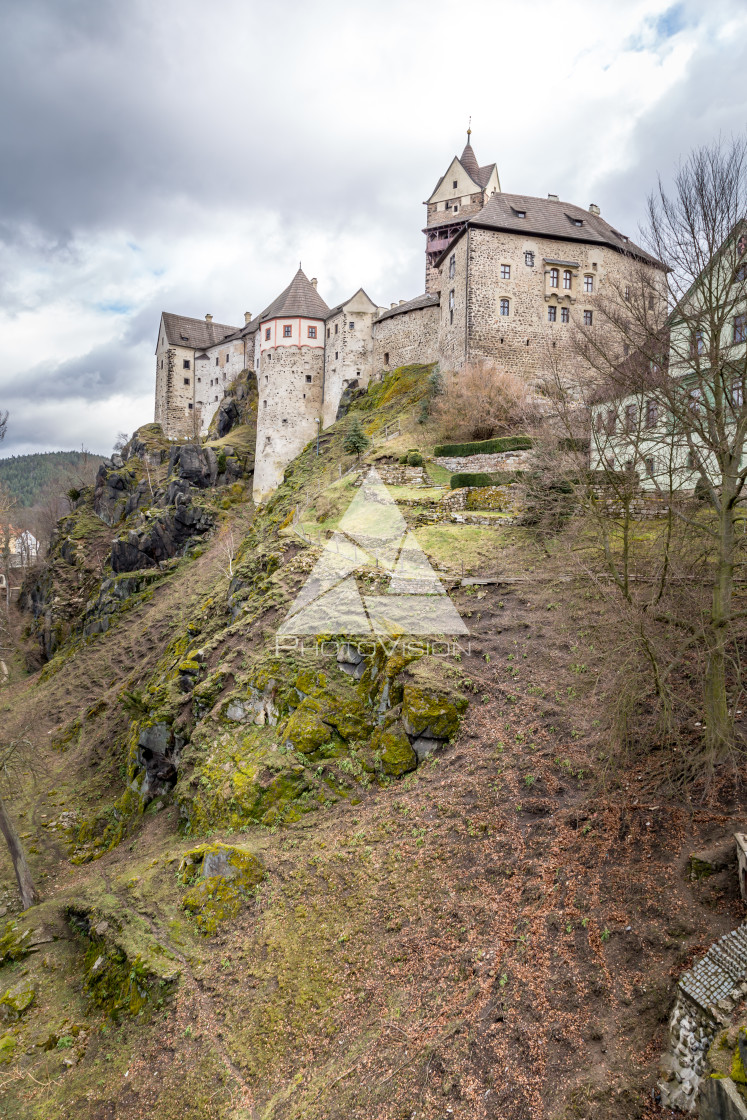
[
  {"left": 258, "top": 268, "right": 329, "bottom": 323},
  {"left": 460, "top": 140, "right": 480, "bottom": 180},
  {"left": 161, "top": 313, "right": 240, "bottom": 349},
  {"left": 475, "top": 162, "right": 497, "bottom": 189},
  {"left": 375, "top": 293, "right": 439, "bottom": 323},
  {"left": 444, "top": 191, "right": 663, "bottom": 268}
]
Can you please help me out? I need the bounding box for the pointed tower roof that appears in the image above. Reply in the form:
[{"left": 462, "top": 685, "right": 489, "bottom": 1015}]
[
  {"left": 258, "top": 267, "right": 329, "bottom": 323},
  {"left": 460, "top": 128, "right": 480, "bottom": 180}
]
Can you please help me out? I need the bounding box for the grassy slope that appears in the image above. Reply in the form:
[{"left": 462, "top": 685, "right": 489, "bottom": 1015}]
[{"left": 0, "top": 367, "right": 743, "bottom": 1119}]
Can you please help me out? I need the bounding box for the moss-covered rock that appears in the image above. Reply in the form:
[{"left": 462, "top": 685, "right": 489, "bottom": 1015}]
[
  {"left": 179, "top": 843, "right": 265, "bottom": 936},
  {"left": 0, "top": 921, "right": 32, "bottom": 967},
  {"left": 400, "top": 656, "right": 468, "bottom": 740},
  {"left": 0, "top": 1033, "right": 16, "bottom": 1063},
  {"left": 373, "top": 722, "right": 417, "bottom": 777},
  {"left": 0, "top": 977, "right": 36, "bottom": 1020},
  {"left": 284, "top": 701, "right": 333, "bottom": 755}
]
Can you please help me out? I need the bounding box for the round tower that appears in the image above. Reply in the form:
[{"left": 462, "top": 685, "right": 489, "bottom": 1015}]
[{"left": 252, "top": 267, "right": 329, "bottom": 502}]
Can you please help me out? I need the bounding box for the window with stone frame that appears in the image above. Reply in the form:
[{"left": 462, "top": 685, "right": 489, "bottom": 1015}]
[
  {"left": 183, "top": 359, "right": 190, "bottom": 369},
  {"left": 584, "top": 310, "right": 593, "bottom": 326},
  {"left": 500, "top": 298, "right": 510, "bottom": 316},
  {"left": 548, "top": 306, "right": 557, "bottom": 322},
  {"left": 584, "top": 275, "right": 593, "bottom": 293},
  {"left": 561, "top": 307, "right": 570, "bottom": 323},
  {"left": 549, "top": 268, "right": 559, "bottom": 287},
  {"left": 501, "top": 264, "right": 511, "bottom": 280},
  {"left": 306, "top": 375, "right": 312, "bottom": 383},
  {"left": 349, "top": 321, "right": 355, "bottom": 329},
  {"left": 449, "top": 289, "right": 455, "bottom": 325},
  {"left": 625, "top": 285, "right": 631, "bottom": 301},
  {"left": 216, "top": 357, "right": 219, "bottom": 365},
  {"left": 563, "top": 270, "right": 572, "bottom": 290},
  {"left": 645, "top": 399, "right": 659, "bottom": 428},
  {"left": 449, "top": 254, "right": 456, "bottom": 279},
  {"left": 524, "top": 251, "right": 534, "bottom": 267},
  {"left": 183, "top": 377, "right": 190, "bottom": 385}
]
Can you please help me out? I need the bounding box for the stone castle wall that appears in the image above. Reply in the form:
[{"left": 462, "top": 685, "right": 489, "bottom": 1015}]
[
  {"left": 198, "top": 338, "right": 248, "bottom": 434},
  {"left": 322, "top": 307, "right": 377, "bottom": 428},
  {"left": 253, "top": 344, "right": 325, "bottom": 501},
  {"left": 372, "top": 305, "right": 439, "bottom": 374},
  {"left": 155, "top": 342, "right": 200, "bottom": 439}
]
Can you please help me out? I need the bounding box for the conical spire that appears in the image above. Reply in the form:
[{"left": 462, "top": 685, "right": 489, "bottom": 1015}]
[{"left": 460, "top": 124, "right": 480, "bottom": 180}]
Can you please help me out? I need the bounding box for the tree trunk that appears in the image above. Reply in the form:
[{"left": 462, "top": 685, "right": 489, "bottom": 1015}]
[
  {"left": 705, "top": 488, "right": 735, "bottom": 755},
  {"left": 0, "top": 794, "right": 38, "bottom": 909}
]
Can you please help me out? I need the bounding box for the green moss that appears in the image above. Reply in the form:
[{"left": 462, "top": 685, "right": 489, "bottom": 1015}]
[
  {"left": 0, "top": 921, "right": 32, "bottom": 966},
  {"left": 373, "top": 722, "right": 417, "bottom": 777},
  {"left": 284, "top": 702, "right": 333, "bottom": 755},
  {"left": 0, "top": 977, "right": 36, "bottom": 1019},
  {"left": 179, "top": 843, "right": 265, "bottom": 936},
  {"left": 0, "top": 1033, "right": 16, "bottom": 1063},
  {"left": 733, "top": 1034, "right": 747, "bottom": 1084}
]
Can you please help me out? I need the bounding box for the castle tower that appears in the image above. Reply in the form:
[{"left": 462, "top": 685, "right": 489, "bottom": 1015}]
[
  {"left": 252, "top": 268, "right": 329, "bottom": 502},
  {"left": 423, "top": 130, "right": 501, "bottom": 293}
]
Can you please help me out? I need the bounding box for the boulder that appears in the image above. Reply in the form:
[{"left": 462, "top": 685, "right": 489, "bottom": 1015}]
[
  {"left": 136, "top": 721, "right": 184, "bottom": 801},
  {"left": 699, "top": 1076, "right": 747, "bottom": 1120},
  {"left": 0, "top": 978, "right": 36, "bottom": 1020},
  {"left": 375, "top": 722, "right": 417, "bottom": 777}
]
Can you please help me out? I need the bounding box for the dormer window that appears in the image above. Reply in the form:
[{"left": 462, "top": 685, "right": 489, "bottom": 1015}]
[
  {"left": 514, "top": 209, "right": 526, "bottom": 218},
  {"left": 571, "top": 218, "right": 584, "bottom": 227}
]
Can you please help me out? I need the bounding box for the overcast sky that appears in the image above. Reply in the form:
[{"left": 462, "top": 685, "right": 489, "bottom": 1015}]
[{"left": 1, "top": 0, "right": 746, "bottom": 456}]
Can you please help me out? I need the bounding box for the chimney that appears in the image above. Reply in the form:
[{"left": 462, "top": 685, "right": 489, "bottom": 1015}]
[
  {"left": 310, "top": 277, "right": 318, "bottom": 289},
  {"left": 390, "top": 302, "right": 397, "bottom": 309},
  {"left": 547, "top": 193, "right": 559, "bottom": 202},
  {"left": 399, "top": 299, "right": 407, "bottom": 305},
  {"left": 244, "top": 311, "right": 252, "bottom": 323},
  {"left": 205, "top": 313, "right": 213, "bottom": 322},
  {"left": 589, "top": 203, "right": 600, "bottom": 216}
]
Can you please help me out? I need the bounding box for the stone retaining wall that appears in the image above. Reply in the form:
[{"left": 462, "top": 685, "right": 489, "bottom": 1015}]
[
  {"left": 375, "top": 464, "right": 429, "bottom": 487},
  {"left": 434, "top": 450, "right": 532, "bottom": 474}
]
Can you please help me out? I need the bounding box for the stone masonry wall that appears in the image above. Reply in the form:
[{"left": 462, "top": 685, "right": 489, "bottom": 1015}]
[
  {"left": 372, "top": 305, "right": 439, "bottom": 374},
  {"left": 253, "top": 344, "right": 325, "bottom": 502},
  {"left": 155, "top": 342, "right": 198, "bottom": 439},
  {"left": 198, "top": 337, "right": 248, "bottom": 434},
  {"left": 322, "top": 306, "right": 377, "bottom": 429}
]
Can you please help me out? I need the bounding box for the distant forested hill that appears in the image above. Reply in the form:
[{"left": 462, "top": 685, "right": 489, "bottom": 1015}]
[{"left": 0, "top": 451, "right": 104, "bottom": 507}]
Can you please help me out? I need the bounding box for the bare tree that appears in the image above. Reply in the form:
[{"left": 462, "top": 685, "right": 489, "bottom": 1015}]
[
  {"left": 0, "top": 737, "right": 39, "bottom": 909},
  {"left": 560, "top": 136, "right": 747, "bottom": 761},
  {"left": 432, "top": 359, "right": 540, "bottom": 442}
]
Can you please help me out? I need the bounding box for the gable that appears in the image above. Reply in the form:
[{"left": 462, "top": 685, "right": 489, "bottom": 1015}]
[
  {"left": 427, "top": 157, "right": 482, "bottom": 205},
  {"left": 342, "top": 289, "right": 378, "bottom": 315}
]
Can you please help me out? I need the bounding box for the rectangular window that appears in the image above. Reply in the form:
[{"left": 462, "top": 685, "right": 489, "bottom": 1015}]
[
  {"left": 449, "top": 253, "right": 456, "bottom": 279},
  {"left": 689, "top": 388, "right": 702, "bottom": 413},
  {"left": 449, "top": 288, "right": 455, "bottom": 325},
  {"left": 563, "top": 270, "right": 572, "bottom": 290},
  {"left": 265, "top": 328, "right": 271, "bottom": 341},
  {"left": 452, "top": 179, "right": 457, "bottom": 188},
  {"left": 645, "top": 399, "right": 658, "bottom": 428},
  {"left": 734, "top": 314, "right": 747, "bottom": 343},
  {"left": 263, "top": 400, "right": 267, "bottom": 408},
  {"left": 548, "top": 306, "right": 557, "bottom": 322},
  {"left": 625, "top": 404, "right": 637, "bottom": 432},
  {"left": 500, "top": 299, "right": 510, "bottom": 316},
  {"left": 524, "top": 251, "right": 534, "bottom": 267},
  {"left": 188, "top": 402, "right": 193, "bottom": 410},
  {"left": 733, "top": 379, "right": 744, "bottom": 408},
  {"left": 584, "top": 275, "right": 593, "bottom": 293},
  {"left": 216, "top": 357, "right": 219, "bottom": 365},
  {"left": 645, "top": 457, "right": 655, "bottom": 478},
  {"left": 335, "top": 351, "right": 338, "bottom": 360},
  {"left": 501, "top": 264, "right": 511, "bottom": 280},
  {"left": 691, "top": 329, "right": 705, "bottom": 356},
  {"left": 305, "top": 374, "right": 312, "bottom": 383},
  {"left": 327, "top": 327, "right": 330, "bottom": 338},
  {"left": 308, "top": 326, "right": 317, "bottom": 339},
  {"left": 283, "top": 325, "right": 292, "bottom": 337},
  {"left": 624, "top": 285, "right": 631, "bottom": 301},
  {"left": 560, "top": 307, "right": 570, "bottom": 323},
  {"left": 183, "top": 359, "right": 191, "bottom": 369},
  {"left": 384, "top": 353, "right": 389, "bottom": 365},
  {"left": 183, "top": 377, "right": 190, "bottom": 385},
  {"left": 549, "top": 268, "right": 559, "bottom": 288},
  {"left": 349, "top": 321, "right": 355, "bottom": 329},
  {"left": 335, "top": 323, "right": 338, "bottom": 334},
  {"left": 583, "top": 310, "right": 593, "bottom": 325}
]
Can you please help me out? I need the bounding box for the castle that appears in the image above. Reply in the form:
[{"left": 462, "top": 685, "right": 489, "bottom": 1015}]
[{"left": 154, "top": 131, "right": 663, "bottom": 501}]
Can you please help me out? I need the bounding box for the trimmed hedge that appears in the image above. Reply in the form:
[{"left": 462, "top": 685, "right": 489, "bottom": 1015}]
[
  {"left": 450, "top": 472, "right": 494, "bottom": 489},
  {"left": 434, "top": 435, "right": 533, "bottom": 457}
]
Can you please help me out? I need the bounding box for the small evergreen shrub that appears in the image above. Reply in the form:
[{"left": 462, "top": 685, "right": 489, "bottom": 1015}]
[
  {"left": 406, "top": 451, "right": 424, "bottom": 467},
  {"left": 216, "top": 451, "right": 228, "bottom": 474},
  {"left": 434, "top": 435, "right": 533, "bottom": 457},
  {"left": 450, "top": 472, "right": 494, "bottom": 489}
]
